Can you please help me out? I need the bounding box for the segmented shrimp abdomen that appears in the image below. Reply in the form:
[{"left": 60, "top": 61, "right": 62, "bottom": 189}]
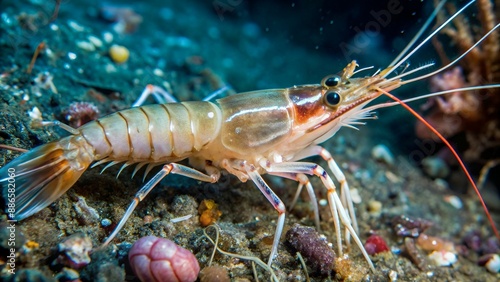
[{"left": 79, "top": 102, "right": 222, "bottom": 162}]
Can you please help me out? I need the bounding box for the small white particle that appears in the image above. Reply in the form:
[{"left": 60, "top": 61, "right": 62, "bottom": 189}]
[
  {"left": 319, "top": 199, "right": 327, "bottom": 206},
  {"left": 428, "top": 250, "right": 457, "bottom": 266},
  {"left": 76, "top": 41, "right": 95, "bottom": 52},
  {"left": 170, "top": 214, "right": 192, "bottom": 223},
  {"left": 350, "top": 188, "right": 362, "bottom": 204},
  {"left": 88, "top": 35, "right": 103, "bottom": 48},
  {"left": 485, "top": 254, "right": 500, "bottom": 273},
  {"left": 207, "top": 111, "right": 214, "bottom": 118},
  {"left": 388, "top": 270, "right": 398, "bottom": 282},
  {"left": 67, "top": 52, "right": 77, "bottom": 60},
  {"left": 444, "top": 195, "right": 463, "bottom": 209},
  {"left": 50, "top": 24, "right": 59, "bottom": 31},
  {"left": 153, "top": 68, "right": 164, "bottom": 77},
  {"left": 28, "top": 107, "right": 42, "bottom": 120},
  {"left": 68, "top": 20, "right": 85, "bottom": 32},
  {"left": 103, "top": 32, "right": 114, "bottom": 44}
]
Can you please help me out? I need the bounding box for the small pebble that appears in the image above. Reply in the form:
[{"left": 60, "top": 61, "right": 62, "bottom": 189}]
[
  {"left": 421, "top": 156, "right": 449, "bottom": 178},
  {"left": 88, "top": 35, "right": 103, "bottom": 48},
  {"left": 55, "top": 267, "right": 80, "bottom": 281},
  {"left": 350, "top": 188, "right": 362, "bottom": 204},
  {"left": 319, "top": 199, "right": 328, "bottom": 206},
  {"left": 27, "top": 107, "right": 42, "bottom": 121},
  {"left": 143, "top": 215, "right": 153, "bottom": 224},
  {"left": 76, "top": 40, "right": 96, "bottom": 51},
  {"left": 364, "top": 234, "right": 389, "bottom": 255},
  {"left": 367, "top": 200, "right": 382, "bottom": 214},
  {"left": 428, "top": 250, "right": 457, "bottom": 266},
  {"left": 101, "top": 218, "right": 112, "bottom": 227},
  {"left": 109, "top": 44, "right": 129, "bottom": 64},
  {"left": 478, "top": 254, "right": 500, "bottom": 273},
  {"left": 68, "top": 20, "right": 85, "bottom": 31},
  {"left": 388, "top": 270, "right": 398, "bottom": 282},
  {"left": 56, "top": 232, "right": 92, "bottom": 269},
  {"left": 103, "top": 31, "right": 114, "bottom": 43},
  {"left": 371, "top": 144, "right": 394, "bottom": 165},
  {"left": 199, "top": 266, "right": 230, "bottom": 282},
  {"left": 443, "top": 195, "right": 463, "bottom": 209}
]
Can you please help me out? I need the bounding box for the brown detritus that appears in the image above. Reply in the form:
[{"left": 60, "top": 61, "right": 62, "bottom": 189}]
[
  {"left": 333, "top": 256, "right": 367, "bottom": 281},
  {"left": 31, "top": 71, "right": 58, "bottom": 96},
  {"left": 99, "top": 5, "right": 143, "bottom": 34},
  {"left": 50, "top": 0, "right": 61, "bottom": 22},
  {"left": 0, "top": 144, "right": 28, "bottom": 153},
  {"left": 17, "top": 12, "right": 48, "bottom": 32},
  {"left": 27, "top": 42, "right": 46, "bottom": 74},
  {"left": 463, "top": 230, "right": 500, "bottom": 255},
  {"left": 404, "top": 237, "right": 428, "bottom": 271},
  {"left": 391, "top": 215, "right": 433, "bottom": 238},
  {"left": 198, "top": 199, "right": 222, "bottom": 227},
  {"left": 477, "top": 159, "right": 500, "bottom": 190},
  {"left": 73, "top": 195, "right": 100, "bottom": 225},
  {"left": 63, "top": 102, "right": 100, "bottom": 128},
  {"left": 199, "top": 265, "right": 231, "bottom": 282},
  {"left": 87, "top": 88, "right": 108, "bottom": 103},
  {"left": 143, "top": 215, "right": 153, "bottom": 224},
  {"left": 286, "top": 224, "right": 335, "bottom": 276}
]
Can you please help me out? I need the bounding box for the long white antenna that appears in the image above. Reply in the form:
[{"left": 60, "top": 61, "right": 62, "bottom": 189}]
[
  {"left": 387, "top": 0, "right": 447, "bottom": 68},
  {"left": 402, "top": 23, "right": 500, "bottom": 84},
  {"left": 383, "top": 0, "right": 476, "bottom": 78}
]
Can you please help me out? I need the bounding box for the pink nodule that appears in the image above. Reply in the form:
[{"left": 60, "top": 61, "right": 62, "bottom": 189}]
[{"left": 129, "top": 236, "right": 200, "bottom": 282}]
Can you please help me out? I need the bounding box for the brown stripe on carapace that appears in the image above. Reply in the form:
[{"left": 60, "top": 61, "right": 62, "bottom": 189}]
[{"left": 287, "top": 86, "right": 326, "bottom": 125}]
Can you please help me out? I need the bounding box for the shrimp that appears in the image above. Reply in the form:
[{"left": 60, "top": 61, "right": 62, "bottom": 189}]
[{"left": 1, "top": 0, "right": 499, "bottom": 274}]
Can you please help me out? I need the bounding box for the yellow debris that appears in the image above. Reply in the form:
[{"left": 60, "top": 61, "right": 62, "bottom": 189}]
[
  {"left": 198, "top": 199, "right": 222, "bottom": 227},
  {"left": 25, "top": 240, "right": 40, "bottom": 249},
  {"left": 109, "top": 44, "right": 130, "bottom": 64}
]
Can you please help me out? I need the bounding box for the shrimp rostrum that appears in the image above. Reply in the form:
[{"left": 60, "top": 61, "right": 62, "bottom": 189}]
[{"left": 1, "top": 0, "right": 499, "bottom": 272}]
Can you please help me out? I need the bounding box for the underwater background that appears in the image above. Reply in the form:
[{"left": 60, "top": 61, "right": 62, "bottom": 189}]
[{"left": 0, "top": 0, "right": 499, "bottom": 281}]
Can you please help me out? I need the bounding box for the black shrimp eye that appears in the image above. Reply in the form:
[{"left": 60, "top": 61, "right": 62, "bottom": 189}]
[
  {"left": 322, "top": 75, "right": 341, "bottom": 87},
  {"left": 325, "top": 91, "right": 341, "bottom": 106}
]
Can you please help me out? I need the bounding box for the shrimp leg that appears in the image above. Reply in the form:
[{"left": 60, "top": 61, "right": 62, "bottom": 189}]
[
  {"left": 292, "top": 145, "right": 358, "bottom": 234},
  {"left": 223, "top": 159, "right": 286, "bottom": 266},
  {"left": 268, "top": 172, "right": 321, "bottom": 231},
  {"left": 103, "top": 163, "right": 219, "bottom": 245},
  {"left": 132, "top": 84, "right": 179, "bottom": 107},
  {"left": 132, "top": 84, "right": 230, "bottom": 107},
  {"left": 262, "top": 161, "right": 375, "bottom": 272},
  {"left": 31, "top": 120, "right": 80, "bottom": 135}
]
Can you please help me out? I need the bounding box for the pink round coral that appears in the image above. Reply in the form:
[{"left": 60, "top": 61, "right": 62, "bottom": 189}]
[
  {"left": 129, "top": 236, "right": 200, "bottom": 282},
  {"left": 63, "top": 102, "right": 99, "bottom": 128}
]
